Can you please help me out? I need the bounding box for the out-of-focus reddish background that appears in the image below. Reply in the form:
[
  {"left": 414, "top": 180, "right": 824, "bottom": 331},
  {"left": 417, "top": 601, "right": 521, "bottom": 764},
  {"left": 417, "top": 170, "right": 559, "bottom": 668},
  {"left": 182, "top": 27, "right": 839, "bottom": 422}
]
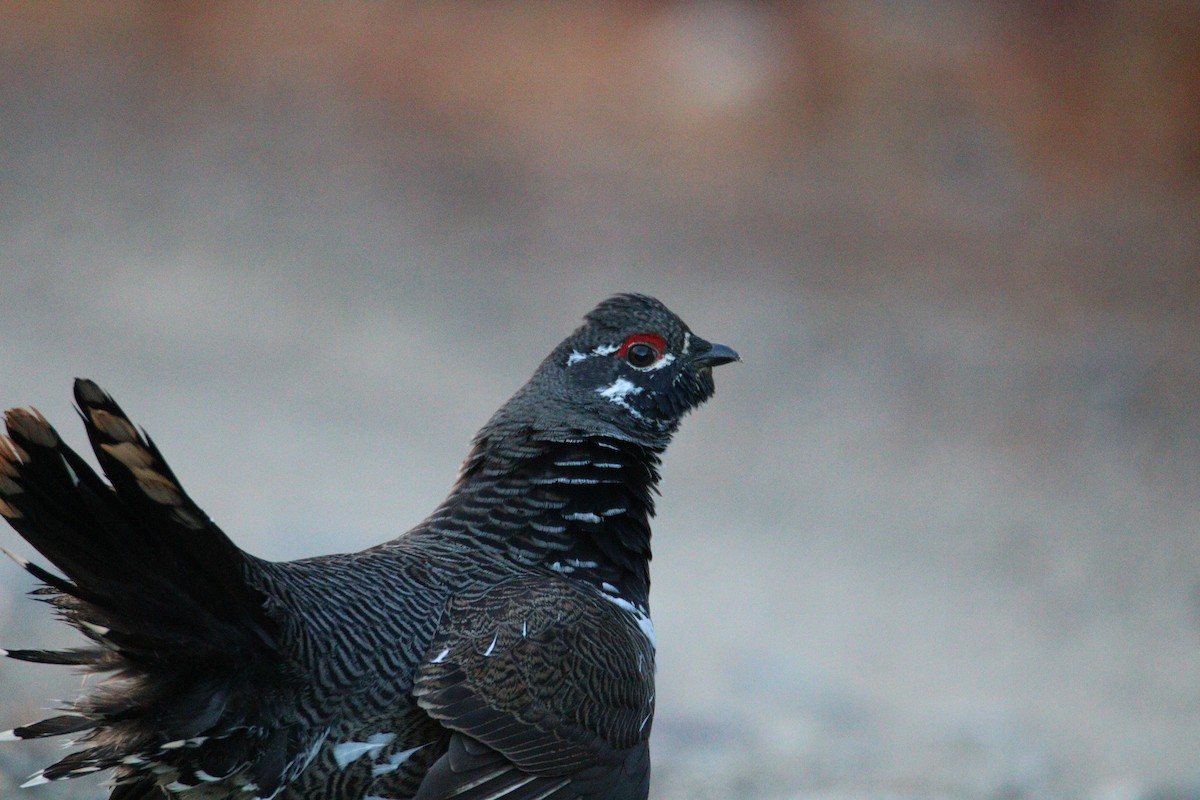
[{"left": 2, "top": 3, "right": 1198, "bottom": 798}]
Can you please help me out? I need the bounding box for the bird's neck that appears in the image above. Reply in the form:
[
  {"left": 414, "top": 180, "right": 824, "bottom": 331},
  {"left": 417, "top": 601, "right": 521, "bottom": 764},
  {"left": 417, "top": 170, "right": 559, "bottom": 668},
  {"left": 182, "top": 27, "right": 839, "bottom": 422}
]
[{"left": 435, "top": 432, "right": 663, "bottom": 611}]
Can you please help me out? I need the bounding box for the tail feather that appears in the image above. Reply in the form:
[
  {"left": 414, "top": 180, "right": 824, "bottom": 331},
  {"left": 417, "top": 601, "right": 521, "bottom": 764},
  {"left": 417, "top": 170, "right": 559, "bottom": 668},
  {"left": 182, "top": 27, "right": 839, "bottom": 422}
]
[
  {"left": 0, "top": 380, "right": 295, "bottom": 797},
  {"left": 3, "top": 646, "right": 105, "bottom": 665},
  {"left": 8, "top": 713, "right": 98, "bottom": 740},
  {"left": 2, "top": 545, "right": 91, "bottom": 600},
  {"left": 0, "top": 411, "right": 127, "bottom": 601}
]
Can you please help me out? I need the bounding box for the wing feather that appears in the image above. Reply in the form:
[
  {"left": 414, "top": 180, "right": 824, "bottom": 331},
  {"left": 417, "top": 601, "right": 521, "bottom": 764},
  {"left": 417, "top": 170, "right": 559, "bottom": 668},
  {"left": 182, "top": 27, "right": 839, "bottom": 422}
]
[{"left": 413, "top": 576, "right": 653, "bottom": 799}]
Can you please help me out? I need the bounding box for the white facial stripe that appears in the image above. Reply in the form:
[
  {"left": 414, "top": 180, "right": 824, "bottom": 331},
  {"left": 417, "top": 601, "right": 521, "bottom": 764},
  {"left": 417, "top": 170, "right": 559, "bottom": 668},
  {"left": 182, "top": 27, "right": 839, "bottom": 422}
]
[
  {"left": 566, "top": 343, "right": 621, "bottom": 367},
  {"left": 568, "top": 341, "right": 678, "bottom": 371},
  {"left": 638, "top": 352, "right": 675, "bottom": 371}
]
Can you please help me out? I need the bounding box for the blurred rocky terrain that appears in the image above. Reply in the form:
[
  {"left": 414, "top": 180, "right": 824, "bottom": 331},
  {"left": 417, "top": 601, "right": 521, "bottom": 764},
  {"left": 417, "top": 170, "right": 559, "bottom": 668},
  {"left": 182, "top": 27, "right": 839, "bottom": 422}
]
[{"left": 1, "top": 3, "right": 1198, "bottom": 798}]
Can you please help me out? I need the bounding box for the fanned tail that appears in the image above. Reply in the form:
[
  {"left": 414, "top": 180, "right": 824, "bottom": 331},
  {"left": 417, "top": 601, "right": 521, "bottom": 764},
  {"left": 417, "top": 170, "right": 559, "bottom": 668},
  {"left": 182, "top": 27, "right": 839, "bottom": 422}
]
[{"left": 0, "top": 380, "right": 292, "bottom": 797}]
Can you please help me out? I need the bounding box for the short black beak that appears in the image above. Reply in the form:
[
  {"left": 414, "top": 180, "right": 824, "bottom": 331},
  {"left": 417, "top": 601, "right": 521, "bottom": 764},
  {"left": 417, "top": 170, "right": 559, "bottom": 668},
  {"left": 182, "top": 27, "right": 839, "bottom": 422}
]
[{"left": 692, "top": 342, "right": 740, "bottom": 368}]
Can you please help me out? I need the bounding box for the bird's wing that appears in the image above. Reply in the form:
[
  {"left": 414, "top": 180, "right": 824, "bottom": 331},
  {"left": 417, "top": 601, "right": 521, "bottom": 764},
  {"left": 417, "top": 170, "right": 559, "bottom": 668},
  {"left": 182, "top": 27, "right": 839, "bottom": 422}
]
[
  {"left": 0, "top": 380, "right": 308, "bottom": 798},
  {"left": 412, "top": 575, "right": 654, "bottom": 800}
]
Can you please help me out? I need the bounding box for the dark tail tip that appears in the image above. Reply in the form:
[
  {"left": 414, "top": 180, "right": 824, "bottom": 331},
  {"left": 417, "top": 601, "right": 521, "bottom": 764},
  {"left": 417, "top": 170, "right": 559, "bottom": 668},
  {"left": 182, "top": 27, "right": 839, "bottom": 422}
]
[
  {"left": 74, "top": 378, "right": 110, "bottom": 407},
  {"left": 3, "top": 408, "right": 59, "bottom": 450}
]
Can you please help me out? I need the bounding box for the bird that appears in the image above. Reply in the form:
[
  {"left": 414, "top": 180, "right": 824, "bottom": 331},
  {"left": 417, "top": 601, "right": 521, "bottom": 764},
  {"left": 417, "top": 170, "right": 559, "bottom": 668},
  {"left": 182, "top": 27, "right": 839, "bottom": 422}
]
[{"left": 0, "top": 293, "right": 738, "bottom": 800}]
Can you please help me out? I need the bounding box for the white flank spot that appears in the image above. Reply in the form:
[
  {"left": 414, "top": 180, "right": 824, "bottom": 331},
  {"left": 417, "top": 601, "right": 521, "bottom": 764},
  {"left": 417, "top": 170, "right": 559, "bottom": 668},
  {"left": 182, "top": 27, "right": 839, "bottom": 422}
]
[
  {"left": 637, "top": 615, "right": 657, "bottom": 649},
  {"left": 332, "top": 733, "right": 395, "bottom": 769},
  {"left": 299, "top": 729, "right": 329, "bottom": 775},
  {"left": 566, "top": 350, "right": 587, "bottom": 366},
  {"left": 548, "top": 562, "right": 573, "bottom": 575},
  {"left": 682, "top": 331, "right": 692, "bottom": 355},
  {"left": 598, "top": 589, "right": 657, "bottom": 649},
  {"left": 0, "top": 728, "right": 19, "bottom": 741},
  {"left": 521, "top": 621, "right": 528, "bottom": 638},
  {"left": 166, "top": 781, "right": 194, "bottom": 792},
  {"left": 371, "top": 743, "right": 428, "bottom": 777},
  {"left": 563, "top": 512, "right": 601, "bottom": 523},
  {"left": 483, "top": 633, "right": 498, "bottom": 657},
  {"left": 431, "top": 647, "right": 450, "bottom": 664},
  {"left": 21, "top": 773, "right": 49, "bottom": 788},
  {"left": 601, "top": 508, "right": 626, "bottom": 517},
  {"left": 160, "top": 739, "right": 188, "bottom": 750},
  {"left": 566, "top": 559, "right": 599, "bottom": 569}
]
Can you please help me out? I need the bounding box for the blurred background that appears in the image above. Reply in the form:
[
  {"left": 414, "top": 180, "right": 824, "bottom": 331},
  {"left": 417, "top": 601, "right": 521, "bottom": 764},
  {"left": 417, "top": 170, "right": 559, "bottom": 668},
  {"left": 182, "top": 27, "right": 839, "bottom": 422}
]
[{"left": 1, "top": 3, "right": 1198, "bottom": 798}]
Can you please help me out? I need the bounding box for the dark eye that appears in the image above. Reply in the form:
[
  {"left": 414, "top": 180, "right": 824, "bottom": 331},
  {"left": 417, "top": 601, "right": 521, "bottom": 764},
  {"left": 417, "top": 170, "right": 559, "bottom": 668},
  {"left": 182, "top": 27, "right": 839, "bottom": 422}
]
[
  {"left": 626, "top": 343, "right": 658, "bottom": 368},
  {"left": 617, "top": 333, "right": 667, "bottom": 368}
]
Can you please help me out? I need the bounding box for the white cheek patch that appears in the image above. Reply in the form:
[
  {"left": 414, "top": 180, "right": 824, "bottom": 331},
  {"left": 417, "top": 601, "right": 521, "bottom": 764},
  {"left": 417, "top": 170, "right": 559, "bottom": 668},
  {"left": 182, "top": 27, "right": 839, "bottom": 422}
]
[
  {"left": 596, "top": 377, "right": 645, "bottom": 420},
  {"left": 597, "top": 377, "right": 642, "bottom": 401},
  {"left": 566, "top": 350, "right": 587, "bottom": 366}
]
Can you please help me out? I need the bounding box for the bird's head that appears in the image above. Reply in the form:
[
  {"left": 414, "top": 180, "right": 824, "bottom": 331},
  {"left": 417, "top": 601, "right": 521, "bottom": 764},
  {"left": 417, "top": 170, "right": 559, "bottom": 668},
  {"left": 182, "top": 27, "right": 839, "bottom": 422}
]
[{"left": 485, "top": 294, "right": 739, "bottom": 449}]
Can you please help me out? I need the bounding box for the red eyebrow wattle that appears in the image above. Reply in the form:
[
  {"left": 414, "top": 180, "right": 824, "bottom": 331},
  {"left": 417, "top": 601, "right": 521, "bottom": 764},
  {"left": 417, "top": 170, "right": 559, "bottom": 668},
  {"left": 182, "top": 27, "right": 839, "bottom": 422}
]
[{"left": 616, "top": 333, "right": 667, "bottom": 359}]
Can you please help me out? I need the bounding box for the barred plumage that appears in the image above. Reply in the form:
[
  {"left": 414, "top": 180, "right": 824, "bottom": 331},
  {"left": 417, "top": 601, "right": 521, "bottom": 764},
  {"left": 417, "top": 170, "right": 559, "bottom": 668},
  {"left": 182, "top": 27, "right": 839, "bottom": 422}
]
[{"left": 0, "top": 294, "right": 738, "bottom": 800}]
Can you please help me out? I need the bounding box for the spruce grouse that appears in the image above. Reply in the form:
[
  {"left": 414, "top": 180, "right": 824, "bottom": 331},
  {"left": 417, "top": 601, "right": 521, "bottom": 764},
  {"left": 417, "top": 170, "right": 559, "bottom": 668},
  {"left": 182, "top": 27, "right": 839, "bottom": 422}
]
[{"left": 0, "top": 294, "right": 738, "bottom": 800}]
